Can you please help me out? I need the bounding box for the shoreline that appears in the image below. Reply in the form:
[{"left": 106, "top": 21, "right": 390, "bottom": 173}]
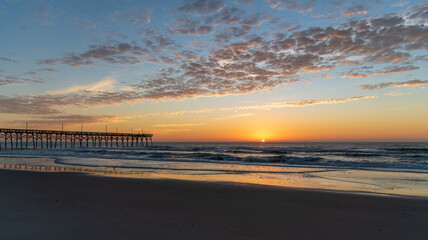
[
  {"left": 2, "top": 165, "right": 428, "bottom": 200},
  {"left": 1, "top": 169, "right": 428, "bottom": 239},
  {"left": 1, "top": 155, "right": 428, "bottom": 198}
]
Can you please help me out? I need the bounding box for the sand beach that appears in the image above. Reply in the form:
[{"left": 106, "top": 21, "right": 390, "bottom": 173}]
[{"left": 1, "top": 169, "right": 428, "bottom": 240}]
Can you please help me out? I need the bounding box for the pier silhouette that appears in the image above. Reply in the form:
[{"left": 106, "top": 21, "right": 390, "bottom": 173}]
[{"left": 0, "top": 128, "right": 153, "bottom": 149}]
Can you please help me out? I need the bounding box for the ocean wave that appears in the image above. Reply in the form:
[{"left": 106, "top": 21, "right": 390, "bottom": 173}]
[
  {"left": 330, "top": 152, "right": 385, "bottom": 158},
  {"left": 385, "top": 148, "right": 428, "bottom": 153},
  {"left": 1, "top": 142, "right": 428, "bottom": 173},
  {"left": 242, "top": 155, "right": 323, "bottom": 163}
]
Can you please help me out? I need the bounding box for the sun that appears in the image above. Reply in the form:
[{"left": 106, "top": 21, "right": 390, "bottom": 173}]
[{"left": 261, "top": 139, "right": 265, "bottom": 143}]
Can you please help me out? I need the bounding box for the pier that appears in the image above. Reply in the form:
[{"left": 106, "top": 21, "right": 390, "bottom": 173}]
[{"left": 0, "top": 128, "right": 153, "bottom": 149}]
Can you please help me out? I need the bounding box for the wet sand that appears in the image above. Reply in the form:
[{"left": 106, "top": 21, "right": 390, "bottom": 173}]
[{"left": 1, "top": 169, "right": 428, "bottom": 240}]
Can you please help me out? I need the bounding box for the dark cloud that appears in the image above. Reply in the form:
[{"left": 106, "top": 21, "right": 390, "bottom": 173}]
[
  {"left": 38, "top": 68, "right": 58, "bottom": 72},
  {"left": 0, "top": 79, "right": 19, "bottom": 86},
  {"left": 204, "top": 8, "right": 271, "bottom": 42},
  {"left": 24, "top": 68, "right": 58, "bottom": 76},
  {"left": 269, "top": 18, "right": 301, "bottom": 32},
  {"left": 0, "top": 74, "right": 44, "bottom": 86},
  {"left": 365, "top": 51, "right": 410, "bottom": 64},
  {"left": 373, "top": 65, "right": 419, "bottom": 75},
  {"left": 0, "top": 95, "right": 62, "bottom": 114},
  {"left": 206, "top": 7, "right": 245, "bottom": 25},
  {"left": 140, "top": 29, "right": 180, "bottom": 53},
  {"left": 170, "top": 6, "right": 263, "bottom": 37},
  {"left": 0, "top": 90, "right": 145, "bottom": 115},
  {"left": 111, "top": 6, "right": 152, "bottom": 25},
  {"left": 178, "top": 0, "right": 225, "bottom": 15},
  {"left": 408, "top": 4, "right": 428, "bottom": 22},
  {"left": 0, "top": 57, "right": 19, "bottom": 63},
  {"left": 213, "top": 26, "right": 251, "bottom": 43},
  {"left": 39, "top": 42, "right": 151, "bottom": 67},
  {"left": 239, "top": 12, "right": 272, "bottom": 27},
  {"left": 359, "top": 80, "right": 428, "bottom": 90},
  {"left": 370, "top": 15, "right": 404, "bottom": 28},
  {"left": 342, "top": 72, "right": 371, "bottom": 78}
]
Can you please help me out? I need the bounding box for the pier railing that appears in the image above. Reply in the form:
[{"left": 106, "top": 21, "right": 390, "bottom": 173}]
[{"left": 0, "top": 128, "right": 153, "bottom": 149}]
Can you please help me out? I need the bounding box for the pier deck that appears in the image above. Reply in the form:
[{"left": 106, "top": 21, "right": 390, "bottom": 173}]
[{"left": 0, "top": 128, "right": 153, "bottom": 149}]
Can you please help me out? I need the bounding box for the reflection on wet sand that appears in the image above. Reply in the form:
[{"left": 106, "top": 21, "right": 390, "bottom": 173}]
[{"left": 1, "top": 156, "right": 428, "bottom": 198}]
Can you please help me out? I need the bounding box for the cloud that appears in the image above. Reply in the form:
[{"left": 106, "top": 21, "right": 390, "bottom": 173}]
[
  {"left": 142, "top": 95, "right": 376, "bottom": 117},
  {"left": 0, "top": 78, "right": 20, "bottom": 86},
  {"left": 111, "top": 6, "right": 152, "bottom": 25},
  {"left": 24, "top": 67, "right": 58, "bottom": 76},
  {"left": 30, "top": 2, "right": 55, "bottom": 25},
  {"left": 154, "top": 128, "right": 193, "bottom": 134},
  {"left": 359, "top": 80, "right": 428, "bottom": 90},
  {"left": 0, "top": 74, "right": 44, "bottom": 86},
  {"left": 206, "top": 7, "right": 245, "bottom": 26},
  {"left": 152, "top": 123, "right": 205, "bottom": 127},
  {"left": 130, "top": 4, "right": 427, "bottom": 100},
  {"left": 341, "top": 5, "right": 368, "bottom": 17},
  {"left": 384, "top": 92, "right": 410, "bottom": 96},
  {"left": 178, "top": 0, "right": 225, "bottom": 15},
  {"left": 7, "top": 114, "right": 128, "bottom": 128},
  {"left": 0, "top": 57, "right": 18, "bottom": 63},
  {"left": 213, "top": 26, "right": 251, "bottom": 43},
  {"left": 370, "top": 15, "right": 405, "bottom": 28},
  {"left": 214, "top": 112, "right": 255, "bottom": 120},
  {"left": 68, "top": 16, "right": 96, "bottom": 30},
  {"left": 39, "top": 42, "right": 150, "bottom": 67},
  {"left": 373, "top": 65, "right": 419, "bottom": 75},
  {"left": 239, "top": 12, "right": 272, "bottom": 27},
  {"left": 391, "top": 1, "right": 409, "bottom": 7},
  {"left": 267, "top": 0, "right": 317, "bottom": 14},
  {"left": 169, "top": 16, "right": 213, "bottom": 35},
  {"left": 365, "top": 51, "right": 410, "bottom": 64},
  {"left": 36, "top": 6, "right": 428, "bottom": 102},
  {"left": 341, "top": 73, "right": 370, "bottom": 78},
  {"left": 140, "top": 29, "right": 180, "bottom": 53},
  {"left": 235, "top": 96, "right": 376, "bottom": 110},
  {"left": 0, "top": 90, "right": 146, "bottom": 115},
  {"left": 0, "top": 95, "right": 65, "bottom": 115},
  {"left": 170, "top": 7, "right": 268, "bottom": 37},
  {"left": 233, "top": 0, "right": 254, "bottom": 6},
  {"left": 46, "top": 77, "right": 117, "bottom": 94},
  {"left": 407, "top": 4, "right": 428, "bottom": 23}
]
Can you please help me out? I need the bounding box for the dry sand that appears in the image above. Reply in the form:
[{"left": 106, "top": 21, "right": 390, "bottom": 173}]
[{"left": 1, "top": 169, "right": 427, "bottom": 240}]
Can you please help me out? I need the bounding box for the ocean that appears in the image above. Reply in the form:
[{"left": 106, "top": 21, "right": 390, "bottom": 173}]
[
  {"left": 1, "top": 142, "right": 428, "bottom": 196},
  {"left": 0, "top": 142, "right": 428, "bottom": 172}
]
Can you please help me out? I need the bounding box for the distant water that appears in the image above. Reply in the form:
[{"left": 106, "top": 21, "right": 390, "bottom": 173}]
[{"left": 1, "top": 142, "right": 428, "bottom": 173}]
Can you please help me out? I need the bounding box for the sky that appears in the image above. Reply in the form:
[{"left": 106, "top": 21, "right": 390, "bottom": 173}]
[{"left": 0, "top": 0, "right": 427, "bottom": 142}]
